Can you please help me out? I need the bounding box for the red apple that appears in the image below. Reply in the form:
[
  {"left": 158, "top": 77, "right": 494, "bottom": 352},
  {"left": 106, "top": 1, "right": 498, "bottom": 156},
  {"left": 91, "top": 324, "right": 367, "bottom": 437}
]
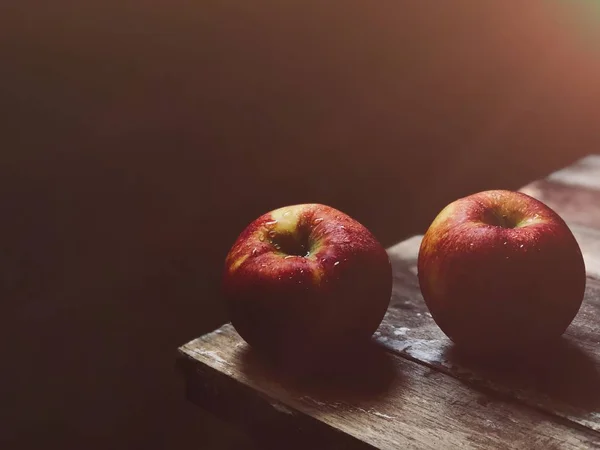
[
  {"left": 223, "top": 203, "right": 392, "bottom": 366},
  {"left": 417, "top": 190, "right": 586, "bottom": 355}
]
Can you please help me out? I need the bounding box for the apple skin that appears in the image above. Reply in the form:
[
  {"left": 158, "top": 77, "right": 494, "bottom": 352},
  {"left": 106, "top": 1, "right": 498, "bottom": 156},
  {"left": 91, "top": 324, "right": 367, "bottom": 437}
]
[
  {"left": 417, "top": 190, "right": 586, "bottom": 356},
  {"left": 223, "top": 203, "right": 392, "bottom": 367}
]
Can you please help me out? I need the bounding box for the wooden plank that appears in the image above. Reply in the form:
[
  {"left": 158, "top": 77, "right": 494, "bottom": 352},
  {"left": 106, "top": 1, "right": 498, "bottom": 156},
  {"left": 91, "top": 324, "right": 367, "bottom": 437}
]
[
  {"left": 381, "top": 229, "right": 600, "bottom": 434},
  {"left": 179, "top": 155, "right": 600, "bottom": 448},
  {"left": 520, "top": 155, "right": 600, "bottom": 230},
  {"left": 520, "top": 180, "right": 600, "bottom": 230},
  {"left": 545, "top": 155, "right": 600, "bottom": 192},
  {"left": 178, "top": 324, "right": 600, "bottom": 450},
  {"left": 369, "top": 156, "right": 600, "bottom": 436}
]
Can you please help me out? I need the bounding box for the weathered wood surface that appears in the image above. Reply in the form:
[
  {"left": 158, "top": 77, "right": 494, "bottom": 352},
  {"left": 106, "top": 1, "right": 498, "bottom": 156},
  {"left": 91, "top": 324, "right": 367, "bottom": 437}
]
[
  {"left": 178, "top": 154, "right": 600, "bottom": 448},
  {"left": 376, "top": 155, "right": 600, "bottom": 435},
  {"left": 520, "top": 155, "right": 600, "bottom": 230},
  {"left": 382, "top": 235, "right": 600, "bottom": 433},
  {"left": 179, "top": 324, "right": 600, "bottom": 449}
]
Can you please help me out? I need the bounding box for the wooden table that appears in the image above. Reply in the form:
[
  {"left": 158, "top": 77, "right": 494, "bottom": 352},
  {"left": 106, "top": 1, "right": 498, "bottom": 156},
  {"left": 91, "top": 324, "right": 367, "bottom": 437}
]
[{"left": 177, "top": 155, "right": 600, "bottom": 449}]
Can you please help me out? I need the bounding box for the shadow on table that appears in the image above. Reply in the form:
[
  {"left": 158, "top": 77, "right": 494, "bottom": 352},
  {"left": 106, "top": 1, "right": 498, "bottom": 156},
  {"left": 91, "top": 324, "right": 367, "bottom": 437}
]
[
  {"left": 444, "top": 336, "right": 600, "bottom": 413},
  {"left": 239, "top": 339, "right": 401, "bottom": 406}
]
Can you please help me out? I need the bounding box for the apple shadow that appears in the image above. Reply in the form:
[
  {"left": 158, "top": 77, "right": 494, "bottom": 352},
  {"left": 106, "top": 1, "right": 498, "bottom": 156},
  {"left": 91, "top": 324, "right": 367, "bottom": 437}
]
[
  {"left": 239, "top": 340, "right": 400, "bottom": 406},
  {"left": 443, "top": 337, "right": 600, "bottom": 413}
]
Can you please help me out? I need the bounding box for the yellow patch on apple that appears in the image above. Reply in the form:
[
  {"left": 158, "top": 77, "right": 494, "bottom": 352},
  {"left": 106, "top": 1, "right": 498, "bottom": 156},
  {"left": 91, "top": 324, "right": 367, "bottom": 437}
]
[{"left": 270, "top": 205, "right": 304, "bottom": 234}]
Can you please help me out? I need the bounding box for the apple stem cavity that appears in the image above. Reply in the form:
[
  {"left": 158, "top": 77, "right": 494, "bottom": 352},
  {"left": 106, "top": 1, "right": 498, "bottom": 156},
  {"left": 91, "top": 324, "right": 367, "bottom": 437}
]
[
  {"left": 269, "top": 230, "right": 312, "bottom": 257},
  {"left": 482, "top": 208, "right": 523, "bottom": 229}
]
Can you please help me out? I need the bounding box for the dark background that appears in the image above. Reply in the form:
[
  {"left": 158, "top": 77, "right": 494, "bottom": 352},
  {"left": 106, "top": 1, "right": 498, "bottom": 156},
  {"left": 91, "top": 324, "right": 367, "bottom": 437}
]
[{"left": 2, "top": 1, "right": 600, "bottom": 449}]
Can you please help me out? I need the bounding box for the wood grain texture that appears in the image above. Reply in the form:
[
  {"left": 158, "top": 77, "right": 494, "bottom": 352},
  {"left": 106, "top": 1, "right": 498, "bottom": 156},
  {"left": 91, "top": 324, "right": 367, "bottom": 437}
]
[
  {"left": 178, "top": 324, "right": 600, "bottom": 449},
  {"left": 382, "top": 234, "right": 600, "bottom": 434},
  {"left": 520, "top": 155, "right": 600, "bottom": 230},
  {"left": 374, "top": 160, "right": 600, "bottom": 436},
  {"left": 545, "top": 155, "right": 600, "bottom": 192}
]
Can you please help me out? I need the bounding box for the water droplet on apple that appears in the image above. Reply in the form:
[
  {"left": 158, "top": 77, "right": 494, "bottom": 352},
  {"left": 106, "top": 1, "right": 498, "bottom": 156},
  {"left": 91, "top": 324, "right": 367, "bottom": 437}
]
[
  {"left": 339, "top": 225, "right": 345, "bottom": 230},
  {"left": 313, "top": 217, "right": 324, "bottom": 225},
  {"left": 519, "top": 244, "right": 524, "bottom": 248},
  {"left": 265, "top": 220, "right": 278, "bottom": 228},
  {"left": 268, "top": 230, "right": 277, "bottom": 238},
  {"left": 259, "top": 234, "right": 265, "bottom": 242},
  {"left": 503, "top": 241, "right": 508, "bottom": 245},
  {"left": 284, "top": 255, "right": 295, "bottom": 259},
  {"left": 300, "top": 269, "right": 304, "bottom": 274},
  {"left": 252, "top": 248, "right": 258, "bottom": 256},
  {"left": 469, "top": 243, "right": 474, "bottom": 247},
  {"left": 333, "top": 261, "right": 340, "bottom": 266}
]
